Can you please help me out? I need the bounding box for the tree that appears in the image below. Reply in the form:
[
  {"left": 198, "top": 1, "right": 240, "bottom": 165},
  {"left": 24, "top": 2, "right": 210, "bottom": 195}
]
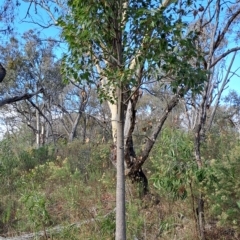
[
  {"left": 0, "top": 0, "right": 20, "bottom": 35},
  {"left": 53, "top": 82, "right": 90, "bottom": 142},
  {"left": 179, "top": 1, "right": 240, "bottom": 238},
  {"left": 0, "top": 1, "right": 45, "bottom": 113},
  {"left": 58, "top": 0, "right": 207, "bottom": 239},
  {"left": 0, "top": 31, "right": 64, "bottom": 147}
]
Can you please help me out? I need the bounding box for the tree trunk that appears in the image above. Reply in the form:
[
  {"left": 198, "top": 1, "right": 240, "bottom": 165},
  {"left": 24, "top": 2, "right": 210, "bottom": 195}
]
[
  {"left": 197, "top": 195, "right": 205, "bottom": 240},
  {"left": 194, "top": 122, "right": 206, "bottom": 240},
  {"left": 195, "top": 133, "right": 205, "bottom": 240},
  {"left": 68, "top": 89, "right": 88, "bottom": 142},
  {"left": 109, "top": 92, "right": 182, "bottom": 197},
  {"left": 36, "top": 109, "right": 40, "bottom": 148},
  {"left": 194, "top": 85, "right": 208, "bottom": 240},
  {"left": 82, "top": 114, "right": 87, "bottom": 143},
  {"left": 115, "top": 86, "right": 126, "bottom": 240},
  {"left": 40, "top": 124, "right": 45, "bottom": 146},
  {"left": 124, "top": 95, "right": 149, "bottom": 196},
  {"left": 68, "top": 113, "right": 81, "bottom": 142},
  {"left": 124, "top": 94, "right": 180, "bottom": 196}
]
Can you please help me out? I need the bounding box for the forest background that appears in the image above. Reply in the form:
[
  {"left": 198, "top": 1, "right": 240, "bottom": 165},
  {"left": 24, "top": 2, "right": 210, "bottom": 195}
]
[{"left": 0, "top": 0, "right": 240, "bottom": 240}]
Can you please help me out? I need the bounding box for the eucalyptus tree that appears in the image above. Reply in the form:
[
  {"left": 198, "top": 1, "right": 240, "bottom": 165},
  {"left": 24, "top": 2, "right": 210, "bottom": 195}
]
[
  {"left": 53, "top": 81, "right": 112, "bottom": 143},
  {"left": 2, "top": 0, "right": 205, "bottom": 185},
  {"left": 0, "top": 31, "right": 64, "bottom": 147},
  {"left": 0, "top": 0, "right": 19, "bottom": 35},
  {"left": 178, "top": 1, "right": 240, "bottom": 238},
  {"left": 185, "top": 0, "right": 240, "bottom": 168},
  {"left": 58, "top": 0, "right": 207, "bottom": 238},
  {"left": 170, "top": 0, "right": 240, "bottom": 239},
  {"left": 0, "top": 0, "right": 44, "bottom": 113},
  {"left": 53, "top": 82, "right": 91, "bottom": 142}
]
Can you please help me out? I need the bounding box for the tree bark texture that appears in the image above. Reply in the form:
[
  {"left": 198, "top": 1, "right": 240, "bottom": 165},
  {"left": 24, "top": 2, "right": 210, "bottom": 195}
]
[
  {"left": 36, "top": 109, "right": 40, "bottom": 148},
  {"left": 115, "top": 86, "right": 126, "bottom": 240}
]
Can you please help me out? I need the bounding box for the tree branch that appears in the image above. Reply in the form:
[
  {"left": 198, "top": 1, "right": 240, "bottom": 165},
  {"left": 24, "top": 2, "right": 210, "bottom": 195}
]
[
  {"left": 207, "top": 51, "right": 237, "bottom": 131},
  {"left": 213, "top": 8, "right": 240, "bottom": 50},
  {"left": 211, "top": 47, "right": 240, "bottom": 67},
  {"left": 0, "top": 88, "right": 43, "bottom": 107}
]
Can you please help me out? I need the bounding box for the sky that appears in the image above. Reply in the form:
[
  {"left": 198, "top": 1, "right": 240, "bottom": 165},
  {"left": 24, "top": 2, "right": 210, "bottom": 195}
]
[{"left": 14, "top": 1, "right": 66, "bottom": 58}]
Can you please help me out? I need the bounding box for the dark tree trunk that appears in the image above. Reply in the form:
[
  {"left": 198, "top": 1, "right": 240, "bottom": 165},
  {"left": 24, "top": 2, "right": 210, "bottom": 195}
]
[
  {"left": 69, "top": 88, "right": 88, "bottom": 142},
  {"left": 109, "top": 89, "right": 182, "bottom": 197}
]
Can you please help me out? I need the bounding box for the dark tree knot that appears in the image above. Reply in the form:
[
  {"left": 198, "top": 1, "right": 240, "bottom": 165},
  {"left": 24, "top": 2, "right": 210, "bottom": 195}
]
[{"left": 0, "top": 63, "right": 6, "bottom": 82}]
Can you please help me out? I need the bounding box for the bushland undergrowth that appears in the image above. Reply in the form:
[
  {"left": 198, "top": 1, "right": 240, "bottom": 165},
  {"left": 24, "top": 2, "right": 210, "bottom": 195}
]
[{"left": 0, "top": 127, "right": 240, "bottom": 239}]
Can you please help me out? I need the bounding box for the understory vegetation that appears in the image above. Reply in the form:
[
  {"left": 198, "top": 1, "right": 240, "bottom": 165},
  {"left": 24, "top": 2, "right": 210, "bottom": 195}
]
[{"left": 0, "top": 125, "right": 239, "bottom": 240}]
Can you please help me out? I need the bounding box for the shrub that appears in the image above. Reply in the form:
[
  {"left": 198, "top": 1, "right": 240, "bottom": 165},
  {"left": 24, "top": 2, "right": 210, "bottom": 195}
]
[
  {"left": 151, "top": 127, "right": 194, "bottom": 200},
  {"left": 206, "top": 143, "right": 240, "bottom": 231},
  {"left": 18, "top": 146, "right": 54, "bottom": 172}
]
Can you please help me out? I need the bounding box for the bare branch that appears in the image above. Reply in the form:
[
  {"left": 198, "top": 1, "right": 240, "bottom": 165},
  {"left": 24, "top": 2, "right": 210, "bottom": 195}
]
[
  {"left": 213, "top": 8, "right": 240, "bottom": 50},
  {"left": 211, "top": 47, "right": 240, "bottom": 67},
  {"left": 27, "top": 99, "right": 52, "bottom": 131},
  {"left": 0, "top": 89, "right": 43, "bottom": 107},
  {"left": 207, "top": 51, "right": 237, "bottom": 131}
]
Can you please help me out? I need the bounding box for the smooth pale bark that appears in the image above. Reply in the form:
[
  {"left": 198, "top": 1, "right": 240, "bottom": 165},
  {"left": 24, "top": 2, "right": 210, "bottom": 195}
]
[
  {"left": 108, "top": 102, "right": 118, "bottom": 143},
  {"left": 100, "top": 74, "right": 118, "bottom": 143},
  {"left": 115, "top": 86, "right": 126, "bottom": 240},
  {"left": 36, "top": 109, "right": 40, "bottom": 148},
  {"left": 41, "top": 124, "right": 45, "bottom": 145},
  {"left": 28, "top": 99, "right": 55, "bottom": 146},
  {"left": 98, "top": 1, "right": 178, "bottom": 238}
]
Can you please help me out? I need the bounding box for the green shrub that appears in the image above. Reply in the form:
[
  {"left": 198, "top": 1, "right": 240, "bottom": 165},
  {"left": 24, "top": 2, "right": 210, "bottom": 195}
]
[
  {"left": 18, "top": 191, "right": 52, "bottom": 232},
  {"left": 18, "top": 145, "right": 54, "bottom": 172},
  {"left": 150, "top": 127, "right": 240, "bottom": 232},
  {"left": 0, "top": 139, "right": 19, "bottom": 176},
  {"left": 205, "top": 144, "right": 240, "bottom": 231},
  {"left": 151, "top": 127, "right": 194, "bottom": 200}
]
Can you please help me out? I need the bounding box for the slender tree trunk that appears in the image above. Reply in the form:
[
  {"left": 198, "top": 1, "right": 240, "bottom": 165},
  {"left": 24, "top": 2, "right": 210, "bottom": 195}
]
[
  {"left": 36, "top": 109, "right": 40, "bottom": 148},
  {"left": 115, "top": 85, "right": 126, "bottom": 240},
  {"left": 82, "top": 114, "right": 87, "bottom": 143},
  {"left": 68, "top": 89, "right": 88, "bottom": 142},
  {"left": 68, "top": 113, "right": 81, "bottom": 142},
  {"left": 197, "top": 194, "right": 205, "bottom": 239},
  {"left": 194, "top": 128, "right": 205, "bottom": 240},
  {"left": 41, "top": 124, "right": 45, "bottom": 146},
  {"left": 194, "top": 81, "right": 208, "bottom": 240}
]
